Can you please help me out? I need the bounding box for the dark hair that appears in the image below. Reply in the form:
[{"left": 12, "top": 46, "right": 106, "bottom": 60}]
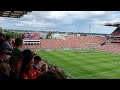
[
  {"left": 20, "top": 55, "right": 34, "bottom": 77},
  {"left": 22, "top": 49, "right": 33, "bottom": 57},
  {"left": 37, "top": 69, "right": 67, "bottom": 79},
  {"left": 41, "top": 64, "right": 46, "bottom": 72},
  {"left": 5, "top": 35, "right": 11, "bottom": 41},
  {"left": 0, "top": 34, "right": 4, "bottom": 38},
  {"left": 0, "top": 49, "right": 6, "bottom": 55},
  {"left": 34, "top": 56, "right": 41, "bottom": 61},
  {"left": 14, "top": 38, "right": 23, "bottom": 47},
  {"left": 22, "top": 55, "right": 33, "bottom": 66}
]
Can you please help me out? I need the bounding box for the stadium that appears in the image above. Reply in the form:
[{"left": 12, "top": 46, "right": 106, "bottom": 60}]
[{"left": 0, "top": 11, "right": 120, "bottom": 79}]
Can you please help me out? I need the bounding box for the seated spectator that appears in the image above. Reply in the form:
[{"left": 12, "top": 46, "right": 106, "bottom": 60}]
[
  {"left": 33, "top": 56, "right": 42, "bottom": 71},
  {"left": 40, "top": 64, "right": 47, "bottom": 73},
  {"left": 1, "top": 35, "right": 13, "bottom": 55},
  {"left": 20, "top": 55, "right": 40, "bottom": 79}
]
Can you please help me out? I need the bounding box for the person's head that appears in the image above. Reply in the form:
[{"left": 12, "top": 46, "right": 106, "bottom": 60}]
[
  {"left": 0, "top": 34, "right": 4, "bottom": 39},
  {"left": 37, "top": 69, "right": 67, "bottom": 79},
  {"left": 22, "top": 49, "right": 33, "bottom": 57},
  {"left": 41, "top": 64, "right": 47, "bottom": 72},
  {"left": 32, "top": 50, "right": 37, "bottom": 57},
  {"left": 34, "top": 55, "right": 41, "bottom": 65},
  {"left": 4, "top": 55, "right": 11, "bottom": 64},
  {"left": 23, "top": 55, "right": 34, "bottom": 69},
  {"left": 0, "top": 61, "right": 10, "bottom": 76},
  {"left": 5, "top": 35, "right": 11, "bottom": 42},
  {"left": 14, "top": 38, "right": 23, "bottom": 48}
]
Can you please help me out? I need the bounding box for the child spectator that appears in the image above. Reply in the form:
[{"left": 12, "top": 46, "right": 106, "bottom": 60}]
[
  {"left": 40, "top": 64, "right": 47, "bottom": 73},
  {"left": 33, "top": 56, "right": 42, "bottom": 71}
]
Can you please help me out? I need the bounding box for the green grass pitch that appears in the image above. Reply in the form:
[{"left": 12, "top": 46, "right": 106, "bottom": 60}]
[{"left": 37, "top": 48, "right": 120, "bottom": 79}]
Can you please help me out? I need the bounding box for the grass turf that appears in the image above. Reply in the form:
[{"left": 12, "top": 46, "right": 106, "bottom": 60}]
[{"left": 37, "top": 48, "right": 120, "bottom": 79}]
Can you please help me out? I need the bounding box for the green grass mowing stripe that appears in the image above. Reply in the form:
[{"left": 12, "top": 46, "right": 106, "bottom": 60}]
[
  {"left": 63, "top": 66, "right": 87, "bottom": 79},
  {"left": 38, "top": 50, "right": 86, "bottom": 78},
  {"left": 40, "top": 50, "right": 97, "bottom": 76},
  {"left": 39, "top": 50, "right": 84, "bottom": 67},
  {"left": 90, "top": 67, "right": 120, "bottom": 79},
  {"left": 78, "top": 56, "right": 120, "bottom": 77},
  {"left": 38, "top": 51, "right": 74, "bottom": 68},
  {"left": 78, "top": 67, "right": 120, "bottom": 79}
]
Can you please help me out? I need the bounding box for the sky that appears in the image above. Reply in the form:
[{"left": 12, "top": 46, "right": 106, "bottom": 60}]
[{"left": 0, "top": 11, "right": 120, "bottom": 34}]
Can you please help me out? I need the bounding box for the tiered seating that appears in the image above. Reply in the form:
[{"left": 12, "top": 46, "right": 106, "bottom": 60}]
[
  {"left": 97, "top": 43, "right": 120, "bottom": 53},
  {"left": 111, "top": 27, "right": 120, "bottom": 36},
  {"left": 40, "top": 36, "right": 107, "bottom": 49},
  {"left": 109, "top": 39, "right": 120, "bottom": 43}
]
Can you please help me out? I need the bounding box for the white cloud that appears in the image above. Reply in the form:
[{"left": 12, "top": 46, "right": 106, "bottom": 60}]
[
  {"left": 89, "top": 11, "right": 107, "bottom": 16},
  {"left": 19, "top": 21, "right": 52, "bottom": 28},
  {"left": 0, "top": 11, "right": 120, "bottom": 34},
  {"left": 48, "top": 11, "right": 67, "bottom": 19}
]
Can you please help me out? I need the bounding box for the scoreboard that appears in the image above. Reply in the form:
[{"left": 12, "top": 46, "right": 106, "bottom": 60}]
[
  {"left": 23, "top": 32, "right": 40, "bottom": 40},
  {"left": 23, "top": 32, "right": 40, "bottom": 45}
]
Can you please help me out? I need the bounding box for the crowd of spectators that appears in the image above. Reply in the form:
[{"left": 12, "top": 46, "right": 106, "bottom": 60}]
[
  {"left": 0, "top": 32, "right": 67, "bottom": 79},
  {"left": 98, "top": 42, "right": 120, "bottom": 53},
  {"left": 22, "top": 36, "right": 107, "bottom": 50}
]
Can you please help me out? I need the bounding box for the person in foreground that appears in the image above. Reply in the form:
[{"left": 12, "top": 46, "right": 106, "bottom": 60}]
[{"left": 37, "top": 66, "right": 67, "bottom": 79}]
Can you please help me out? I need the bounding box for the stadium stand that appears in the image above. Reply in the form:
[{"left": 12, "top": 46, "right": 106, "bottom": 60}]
[
  {"left": 1, "top": 11, "right": 120, "bottom": 79},
  {"left": 40, "top": 36, "right": 107, "bottom": 49},
  {"left": 111, "top": 27, "right": 120, "bottom": 36}
]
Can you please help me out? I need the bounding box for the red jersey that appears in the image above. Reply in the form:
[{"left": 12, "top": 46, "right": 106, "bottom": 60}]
[{"left": 21, "top": 68, "right": 40, "bottom": 79}]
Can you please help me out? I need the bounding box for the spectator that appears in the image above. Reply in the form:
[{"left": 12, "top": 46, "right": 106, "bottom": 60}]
[
  {"left": 33, "top": 56, "right": 42, "bottom": 71},
  {"left": 0, "top": 34, "right": 5, "bottom": 46},
  {"left": 22, "top": 49, "right": 33, "bottom": 57},
  {"left": 1, "top": 35, "right": 13, "bottom": 54},
  {"left": 20, "top": 55, "right": 40, "bottom": 79},
  {"left": 9, "top": 56, "right": 22, "bottom": 79},
  {"left": 32, "top": 50, "right": 37, "bottom": 57},
  {"left": 0, "top": 61, "right": 10, "bottom": 79},
  {"left": 37, "top": 69, "right": 67, "bottom": 79},
  {"left": 11, "top": 38, "right": 23, "bottom": 58},
  {"left": 40, "top": 64, "right": 47, "bottom": 73}
]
